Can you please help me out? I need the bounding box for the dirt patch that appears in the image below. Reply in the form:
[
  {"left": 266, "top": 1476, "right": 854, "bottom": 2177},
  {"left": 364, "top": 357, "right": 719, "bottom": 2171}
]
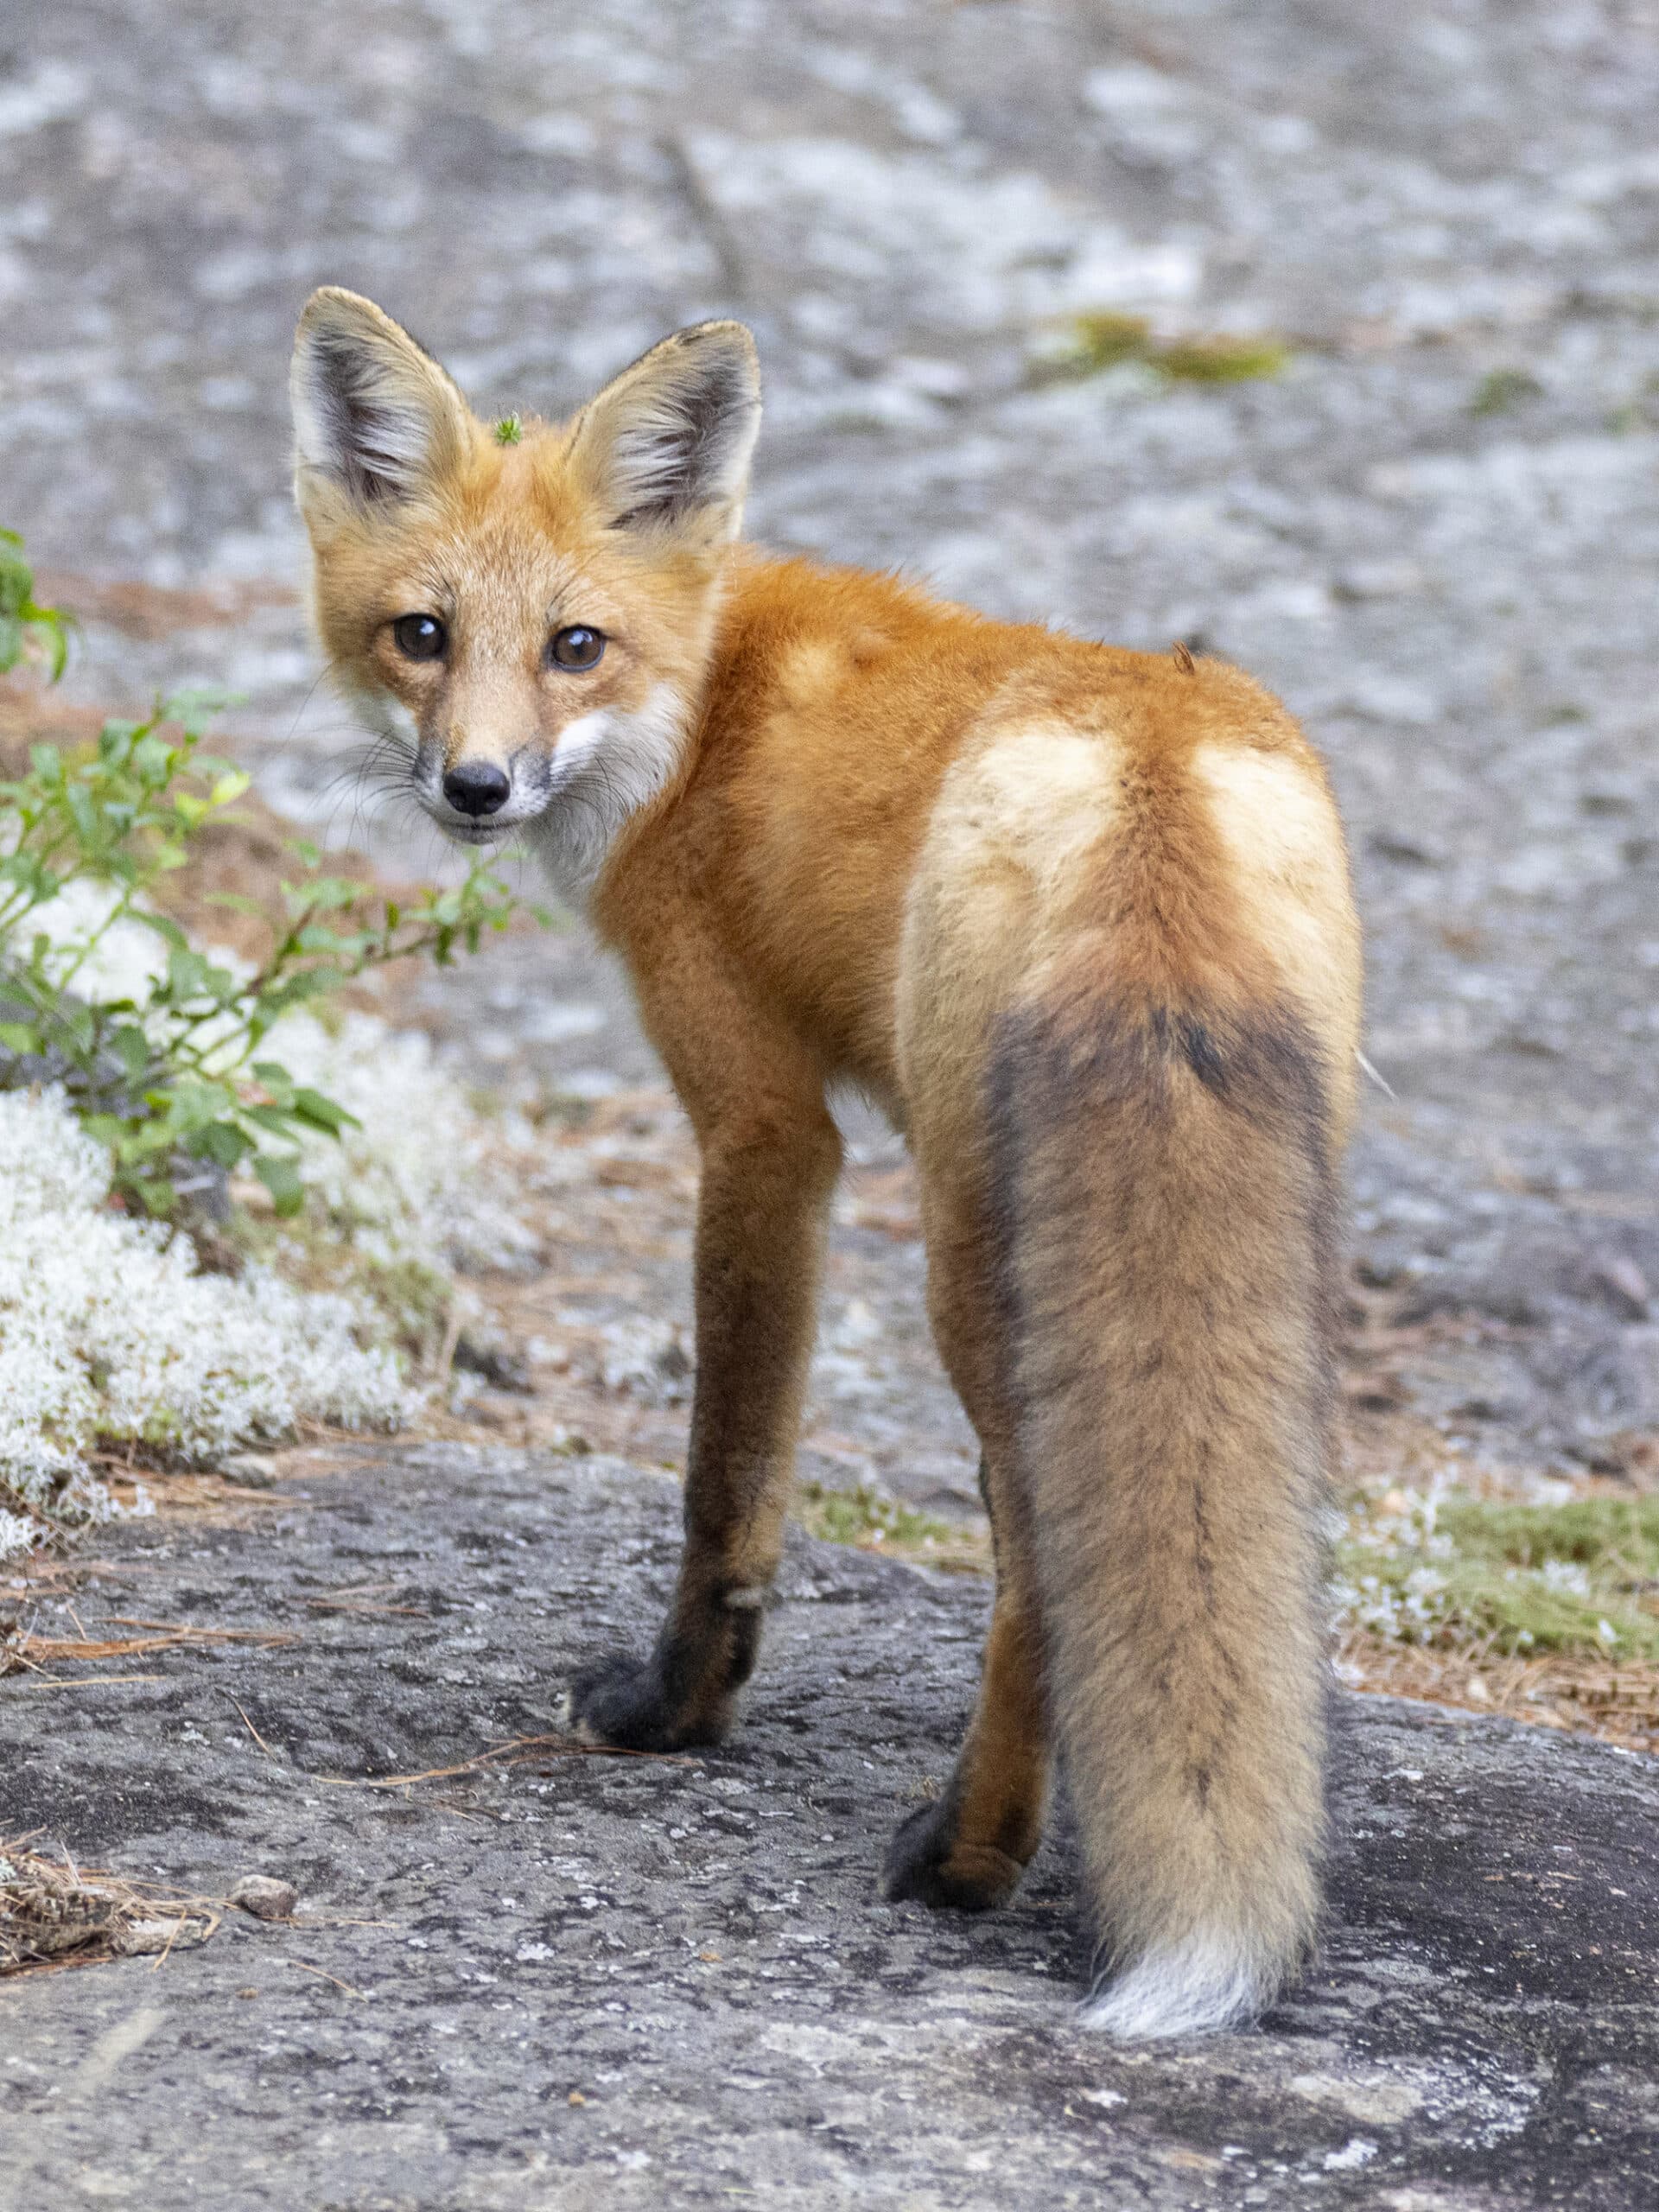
[{"left": 31, "top": 572, "right": 296, "bottom": 643}]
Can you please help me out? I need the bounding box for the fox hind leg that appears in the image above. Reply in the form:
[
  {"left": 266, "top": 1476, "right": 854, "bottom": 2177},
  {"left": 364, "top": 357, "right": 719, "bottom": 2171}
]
[
  {"left": 884, "top": 1484, "right": 1049, "bottom": 1912},
  {"left": 885, "top": 1178, "right": 1051, "bottom": 1914}
]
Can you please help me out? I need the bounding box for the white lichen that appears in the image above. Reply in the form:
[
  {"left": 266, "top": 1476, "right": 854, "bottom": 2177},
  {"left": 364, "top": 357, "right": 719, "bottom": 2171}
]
[
  {"left": 0, "top": 1086, "right": 412, "bottom": 1548},
  {"left": 269, "top": 1009, "right": 538, "bottom": 1275}
]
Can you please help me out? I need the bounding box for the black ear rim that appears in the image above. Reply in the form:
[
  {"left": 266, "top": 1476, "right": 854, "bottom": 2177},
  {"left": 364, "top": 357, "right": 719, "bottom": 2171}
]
[{"left": 601, "top": 318, "right": 760, "bottom": 398}]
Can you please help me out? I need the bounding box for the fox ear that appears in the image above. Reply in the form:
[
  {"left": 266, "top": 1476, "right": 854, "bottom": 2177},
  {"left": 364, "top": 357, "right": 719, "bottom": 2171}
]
[
  {"left": 291, "top": 288, "right": 471, "bottom": 517},
  {"left": 569, "top": 321, "right": 760, "bottom": 543}
]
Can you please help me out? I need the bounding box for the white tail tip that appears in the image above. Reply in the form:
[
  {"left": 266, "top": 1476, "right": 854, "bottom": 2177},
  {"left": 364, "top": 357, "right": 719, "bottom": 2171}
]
[{"left": 1079, "top": 1933, "right": 1273, "bottom": 2040}]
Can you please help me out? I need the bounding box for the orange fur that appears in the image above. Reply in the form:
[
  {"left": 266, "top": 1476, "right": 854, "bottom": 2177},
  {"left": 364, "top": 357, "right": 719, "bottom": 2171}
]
[{"left": 293, "top": 291, "right": 1363, "bottom": 2038}]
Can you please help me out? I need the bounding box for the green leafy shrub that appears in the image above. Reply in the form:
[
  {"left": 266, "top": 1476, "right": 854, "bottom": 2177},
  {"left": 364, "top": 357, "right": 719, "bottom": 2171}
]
[{"left": 0, "top": 536, "right": 537, "bottom": 1220}]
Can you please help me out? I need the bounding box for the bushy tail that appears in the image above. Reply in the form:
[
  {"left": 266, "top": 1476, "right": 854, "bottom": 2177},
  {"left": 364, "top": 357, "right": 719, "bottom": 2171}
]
[{"left": 991, "top": 979, "right": 1339, "bottom": 2038}]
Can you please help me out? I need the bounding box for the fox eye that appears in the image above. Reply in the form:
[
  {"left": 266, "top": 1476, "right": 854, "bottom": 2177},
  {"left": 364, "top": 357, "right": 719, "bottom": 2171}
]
[
  {"left": 391, "top": 613, "right": 447, "bottom": 661},
  {"left": 547, "top": 625, "right": 606, "bottom": 671}
]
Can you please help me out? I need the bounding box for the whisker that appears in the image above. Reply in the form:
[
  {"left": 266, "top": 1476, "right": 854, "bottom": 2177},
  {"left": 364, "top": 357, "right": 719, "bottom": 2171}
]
[
  {"left": 305, "top": 734, "right": 423, "bottom": 854},
  {"left": 281, "top": 671, "right": 329, "bottom": 745}
]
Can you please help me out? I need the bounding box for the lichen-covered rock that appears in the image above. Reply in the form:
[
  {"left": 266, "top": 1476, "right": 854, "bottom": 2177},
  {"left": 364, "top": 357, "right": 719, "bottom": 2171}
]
[{"left": 1, "top": 1446, "right": 1653, "bottom": 2208}]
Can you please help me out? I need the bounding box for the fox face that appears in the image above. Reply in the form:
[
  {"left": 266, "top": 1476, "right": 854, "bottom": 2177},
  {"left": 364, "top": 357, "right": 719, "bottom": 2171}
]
[{"left": 289, "top": 289, "right": 760, "bottom": 897}]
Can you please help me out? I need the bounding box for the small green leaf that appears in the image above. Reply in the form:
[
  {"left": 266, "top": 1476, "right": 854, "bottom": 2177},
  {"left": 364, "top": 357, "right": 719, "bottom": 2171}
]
[
  {"left": 0, "top": 542, "right": 29, "bottom": 620},
  {"left": 250, "top": 1059, "right": 296, "bottom": 1100},
  {"left": 291, "top": 1086, "right": 359, "bottom": 1135},
  {"left": 194, "top": 1119, "right": 250, "bottom": 1168},
  {"left": 300, "top": 876, "right": 362, "bottom": 912},
  {"left": 296, "top": 924, "right": 350, "bottom": 954},
  {"left": 181, "top": 1070, "right": 237, "bottom": 1109},
  {"left": 29, "top": 608, "right": 70, "bottom": 681},
  {"left": 108, "top": 1025, "right": 151, "bottom": 1083},
  {"left": 67, "top": 785, "right": 100, "bottom": 845},
  {"left": 167, "top": 947, "right": 212, "bottom": 1001},
  {"left": 253, "top": 1153, "right": 305, "bottom": 1216},
  {"left": 132, "top": 732, "right": 176, "bottom": 785},
  {"left": 244, "top": 1103, "right": 300, "bottom": 1137},
  {"left": 132, "top": 910, "right": 189, "bottom": 951}
]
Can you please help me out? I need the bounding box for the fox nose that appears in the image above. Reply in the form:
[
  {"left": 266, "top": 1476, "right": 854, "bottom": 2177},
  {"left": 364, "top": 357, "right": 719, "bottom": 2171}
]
[{"left": 442, "top": 761, "right": 511, "bottom": 817}]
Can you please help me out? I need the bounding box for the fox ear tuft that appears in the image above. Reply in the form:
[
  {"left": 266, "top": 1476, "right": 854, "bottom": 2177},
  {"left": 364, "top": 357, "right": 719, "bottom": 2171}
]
[
  {"left": 570, "top": 322, "right": 760, "bottom": 543},
  {"left": 291, "top": 289, "right": 471, "bottom": 515}
]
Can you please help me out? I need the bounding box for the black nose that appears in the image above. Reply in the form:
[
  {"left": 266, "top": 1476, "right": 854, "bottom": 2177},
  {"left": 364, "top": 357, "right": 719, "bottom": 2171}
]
[{"left": 442, "top": 761, "right": 511, "bottom": 817}]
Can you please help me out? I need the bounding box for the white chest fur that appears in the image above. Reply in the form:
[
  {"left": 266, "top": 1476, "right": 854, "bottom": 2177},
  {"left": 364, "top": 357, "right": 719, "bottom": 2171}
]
[{"left": 530, "top": 684, "right": 689, "bottom": 910}]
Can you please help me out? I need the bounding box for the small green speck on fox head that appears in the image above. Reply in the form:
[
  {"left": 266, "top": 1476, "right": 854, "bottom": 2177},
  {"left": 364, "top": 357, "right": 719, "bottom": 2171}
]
[{"left": 494, "top": 415, "right": 524, "bottom": 446}]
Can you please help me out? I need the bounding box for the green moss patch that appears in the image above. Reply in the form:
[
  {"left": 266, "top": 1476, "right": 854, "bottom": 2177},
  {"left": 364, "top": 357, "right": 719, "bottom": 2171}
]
[
  {"left": 1338, "top": 1492, "right": 1659, "bottom": 1663},
  {"left": 1154, "top": 334, "right": 1292, "bottom": 383},
  {"left": 1470, "top": 368, "right": 1544, "bottom": 416},
  {"left": 1035, "top": 314, "right": 1289, "bottom": 387},
  {"left": 797, "top": 1481, "right": 989, "bottom": 1573}
]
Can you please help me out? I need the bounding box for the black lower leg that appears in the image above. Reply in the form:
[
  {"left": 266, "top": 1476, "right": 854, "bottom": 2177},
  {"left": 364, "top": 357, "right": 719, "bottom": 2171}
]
[{"left": 567, "top": 1576, "right": 766, "bottom": 1751}]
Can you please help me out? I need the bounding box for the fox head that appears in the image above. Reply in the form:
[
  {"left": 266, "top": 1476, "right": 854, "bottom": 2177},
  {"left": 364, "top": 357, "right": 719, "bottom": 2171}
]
[{"left": 289, "top": 288, "right": 760, "bottom": 896}]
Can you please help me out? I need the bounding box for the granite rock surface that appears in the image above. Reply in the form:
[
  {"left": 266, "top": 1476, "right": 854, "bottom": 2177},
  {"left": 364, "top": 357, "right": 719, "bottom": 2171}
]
[{"left": 3, "top": 1445, "right": 1656, "bottom": 2209}]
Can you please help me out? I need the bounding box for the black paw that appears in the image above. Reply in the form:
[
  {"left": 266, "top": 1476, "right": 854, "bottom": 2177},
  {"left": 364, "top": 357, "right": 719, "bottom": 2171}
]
[
  {"left": 883, "top": 1796, "right": 1024, "bottom": 1912},
  {"left": 563, "top": 1649, "right": 732, "bottom": 1752}
]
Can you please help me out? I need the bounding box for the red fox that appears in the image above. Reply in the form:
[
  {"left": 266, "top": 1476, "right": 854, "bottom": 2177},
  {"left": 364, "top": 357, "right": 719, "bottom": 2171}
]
[{"left": 291, "top": 289, "right": 1362, "bottom": 2038}]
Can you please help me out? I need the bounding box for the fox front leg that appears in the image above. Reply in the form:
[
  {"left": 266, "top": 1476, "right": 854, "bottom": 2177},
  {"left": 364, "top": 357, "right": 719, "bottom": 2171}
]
[{"left": 565, "top": 1103, "right": 842, "bottom": 1751}]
